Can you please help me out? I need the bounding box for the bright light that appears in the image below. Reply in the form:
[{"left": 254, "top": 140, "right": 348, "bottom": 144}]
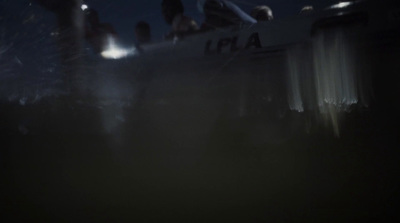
[
  {"left": 100, "top": 36, "right": 137, "bottom": 59},
  {"left": 81, "top": 4, "right": 88, "bottom": 11},
  {"left": 330, "top": 2, "right": 353, "bottom": 9},
  {"left": 101, "top": 48, "right": 135, "bottom": 59}
]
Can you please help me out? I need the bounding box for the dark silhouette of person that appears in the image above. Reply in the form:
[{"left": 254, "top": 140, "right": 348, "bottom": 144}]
[
  {"left": 197, "top": 0, "right": 256, "bottom": 31},
  {"left": 251, "top": 5, "right": 273, "bottom": 21},
  {"left": 84, "top": 8, "right": 118, "bottom": 54},
  {"left": 161, "top": 0, "right": 198, "bottom": 39},
  {"left": 135, "top": 21, "right": 151, "bottom": 44}
]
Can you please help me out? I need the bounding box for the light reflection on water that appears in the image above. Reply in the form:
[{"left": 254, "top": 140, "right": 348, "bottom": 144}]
[{"left": 287, "top": 25, "right": 371, "bottom": 136}]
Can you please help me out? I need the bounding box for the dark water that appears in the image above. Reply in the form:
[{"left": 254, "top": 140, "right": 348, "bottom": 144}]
[{"left": 1, "top": 98, "right": 399, "bottom": 222}]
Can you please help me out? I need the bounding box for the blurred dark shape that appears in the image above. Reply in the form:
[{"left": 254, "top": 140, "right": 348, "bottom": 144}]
[
  {"left": 251, "top": 5, "right": 273, "bottom": 21},
  {"left": 161, "top": 0, "right": 198, "bottom": 39},
  {"left": 135, "top": 21, "right": 151, "bottom": 44},
  {"left": 32, "top": 0, "right": 84, "bottom": 92},
  {"left": 84, "top": 8, "right": 118, "bottom": 54},
  {"left": 161, "top": 0, "right": 184, "bottom": 25},
  {"left": 300, "top": 5, "right": 314, "bottom": 14},
  {"left": 198, "top": 0, "right": 257, "bottom": 31}
]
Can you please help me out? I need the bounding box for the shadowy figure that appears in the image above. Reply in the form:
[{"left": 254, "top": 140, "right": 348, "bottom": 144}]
[
  {"left": 251, "top": 5, "right": 273, "bottom": 21},
  {"left": 197, "top": 0, "right": 256, "bottom": 31},
  {"left": 135, "top": 21, "right": 151, "bottom": 44},
  {"left": 161, "top": 0, "right": 198, "bottom": 39},
  {"left": 84, "top": 8, "right": 118, "bottom": 54},
  {"left": 31, "top": 0, "right": 84, "bottom": 92}
]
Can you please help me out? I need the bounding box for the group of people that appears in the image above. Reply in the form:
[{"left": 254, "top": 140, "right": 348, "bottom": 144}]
[
  {"left": 135, "top": 0, "right": 275, "bottom": 45},
  {"left": 83, "top": 0, "right": 271, "bottom": 53},
  {"left": 34, "top": 0, "right": 311, "bottom": 55}
]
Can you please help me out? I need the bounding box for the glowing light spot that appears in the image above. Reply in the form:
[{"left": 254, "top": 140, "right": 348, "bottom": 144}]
[
  {"left": 330, "top": 2, "right": 353, "bottom": 9},
  {"left": 81, "top": 4, "right": 88, "bottom": 11},
  {"left": 100, "top": 36, "right": 137, "bottom": 59}
]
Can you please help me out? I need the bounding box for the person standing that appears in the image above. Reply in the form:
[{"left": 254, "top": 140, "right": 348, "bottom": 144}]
[
  {"left": 161, "top": 0, "right": 198, "bottom": 39},
  {"left": 135, "top": 21, "right": 151, "bottom": 45}
]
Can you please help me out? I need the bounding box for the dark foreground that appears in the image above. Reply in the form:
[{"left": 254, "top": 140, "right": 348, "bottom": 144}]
[{"left": 1, "top": 98, "right": 399, "bottom": 223}]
